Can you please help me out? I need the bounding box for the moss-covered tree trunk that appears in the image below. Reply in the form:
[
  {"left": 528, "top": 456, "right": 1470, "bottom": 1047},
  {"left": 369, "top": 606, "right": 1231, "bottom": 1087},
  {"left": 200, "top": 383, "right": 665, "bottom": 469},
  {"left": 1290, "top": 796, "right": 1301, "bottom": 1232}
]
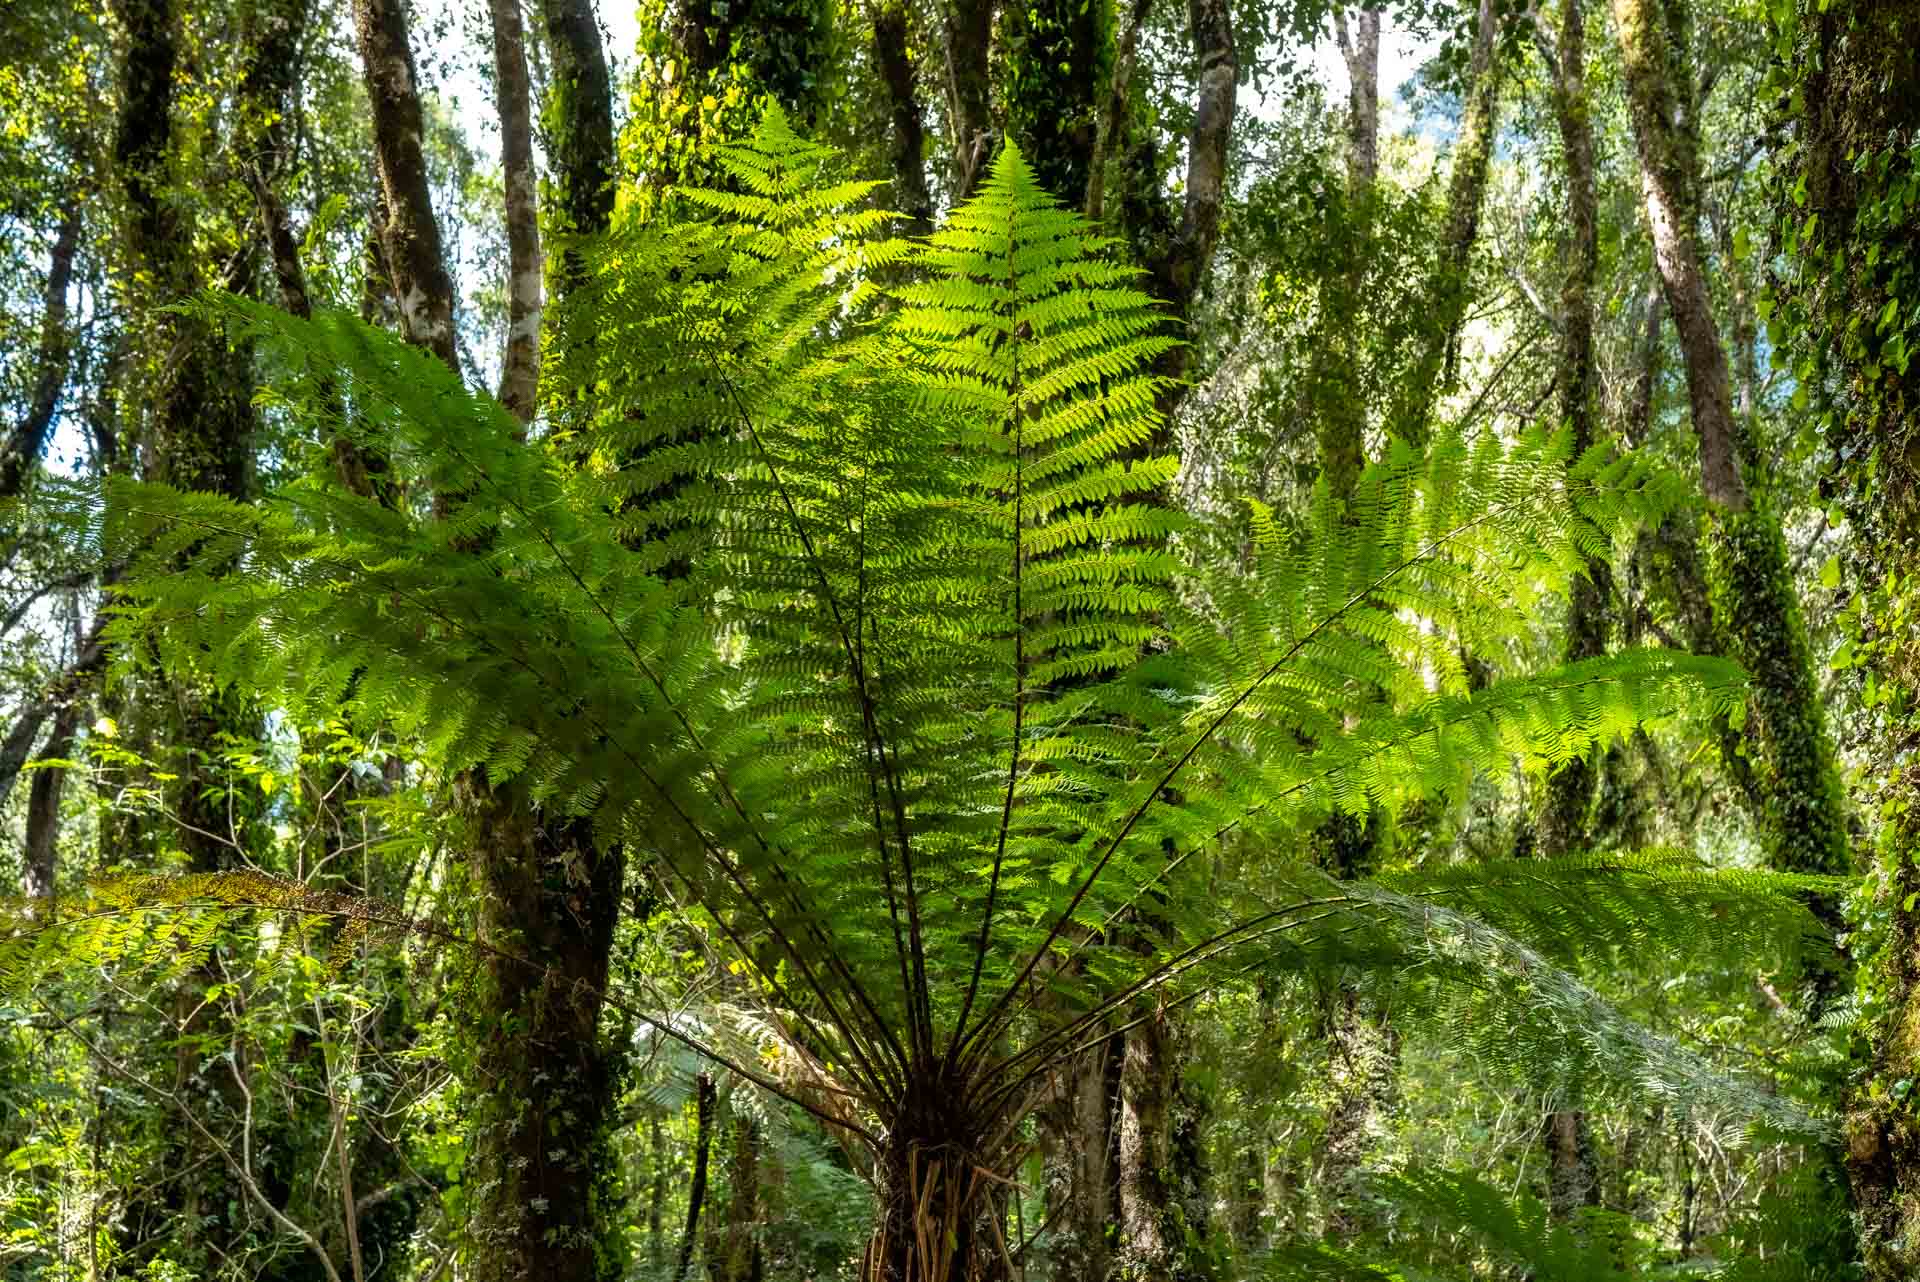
[
  {"left": 1780, "top": 0, "right": 1920, "bottom": 1269},
  {"left": 1612, "top": 0, "right": 1849, "bottom": 888},
  {"left": 1536, "top": 0, "right": 1609, "bottom": 1220},
  {"left": 348, "top": 0, "right": 628, "bottom": 1275},
  {"left": 110, "top": 0, "right": 267, "bottom": 1265},
  {"left": 1390, "top": 0, "right": 1503, "bottom": 445}
]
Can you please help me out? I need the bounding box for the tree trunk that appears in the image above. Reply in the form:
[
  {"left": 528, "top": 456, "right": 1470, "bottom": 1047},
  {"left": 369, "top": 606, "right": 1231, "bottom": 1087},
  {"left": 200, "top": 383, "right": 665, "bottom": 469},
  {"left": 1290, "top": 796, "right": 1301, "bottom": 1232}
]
[
  {"left": 1004, "top": 0, "right": 1103, "bottom": 203},
  {"left": 675, "top": 1073, "right": 718, "bottom": 1282},
  {"left": 1041, "top": 1037, "right": 1120, "bottom": 1282},
  {"left": 1334, "top": 8, "right": 1381, "bottom": 194},
  {"left": 649, "top": 1114, "right": 668, "bottom": 1271},
  {"left": 1611, "top": 0, "right": 1745, "bottom": 511},
  {"left": 0, "top": 199, "right": 81, "bottom": 500},
  {"left": 537, "top": 0, "right": 616, "bottom": 284},
  {"left": 1152, "top": 0, "right": 1236, "bottom": 342},
  {"left": 22, "top": 702, "right": 80, "bottom": 907},
  {"left": 1614, "top": 0, "right": 1850, "bottom": 899},
  {"left": 1315, "top": 6, "right": 1382, "bottom": 507},
  {"left": 490, "top": 0, "right": 542, "bottom": 425},
  {"left": 1392, "top": 0, "right": 1502, "bottom": 445},
  {"left": 1540, "top": 0, "right": 1610, "bottom": 860},
  {"left": 940, "top": 0, "right": 997, "bottom": 200},
  {"left": 351, "top": 0, "right": 458, "bottom": 370},
  {"left": 1086, "top": 0, "right": 1154, "bottom": 223},
  {"left": 1783, "top": 0, "right": 1920, "bottom": 1269},
  {"left": 872, "top": 0, "right": 934, "bottom": 235},
  {"left": 713, "top": 1113, "right": 764, "bottom": 1282},
  {"left": 1535, "top": 0, "right": 1609, "bottom": 1217},
  {"left": 112, "top": 0, "right": 263, "bottom": 1265}
]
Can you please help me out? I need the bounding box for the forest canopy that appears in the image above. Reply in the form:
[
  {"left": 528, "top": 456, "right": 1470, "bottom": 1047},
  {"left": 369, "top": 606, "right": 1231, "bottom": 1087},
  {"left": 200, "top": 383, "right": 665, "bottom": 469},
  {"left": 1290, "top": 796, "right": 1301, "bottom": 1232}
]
[{"left": 1, "top": 0, "right": 1917, "bottom": 1279}]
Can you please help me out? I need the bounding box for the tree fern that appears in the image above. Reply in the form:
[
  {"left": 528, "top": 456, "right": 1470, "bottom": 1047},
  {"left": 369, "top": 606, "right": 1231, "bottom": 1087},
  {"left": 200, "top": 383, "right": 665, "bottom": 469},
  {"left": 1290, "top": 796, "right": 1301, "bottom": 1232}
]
[{"left": 24, "top": 109, "right": 1835, "bottom": 1278}]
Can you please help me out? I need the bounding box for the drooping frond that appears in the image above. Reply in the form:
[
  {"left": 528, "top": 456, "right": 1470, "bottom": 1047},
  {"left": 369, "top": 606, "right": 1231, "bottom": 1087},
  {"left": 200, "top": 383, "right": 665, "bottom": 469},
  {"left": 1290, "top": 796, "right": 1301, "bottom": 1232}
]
[{"left": 1270, "top": 1169, "right": 1636, "bottom": 1281}]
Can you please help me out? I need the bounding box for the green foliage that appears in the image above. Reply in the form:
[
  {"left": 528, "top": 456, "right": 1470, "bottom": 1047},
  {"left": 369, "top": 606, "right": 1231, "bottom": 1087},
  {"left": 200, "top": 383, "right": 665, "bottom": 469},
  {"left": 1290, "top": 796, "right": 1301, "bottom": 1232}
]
[{"left": 35, "top": 111, "right": 1819, "bottom": 1185}]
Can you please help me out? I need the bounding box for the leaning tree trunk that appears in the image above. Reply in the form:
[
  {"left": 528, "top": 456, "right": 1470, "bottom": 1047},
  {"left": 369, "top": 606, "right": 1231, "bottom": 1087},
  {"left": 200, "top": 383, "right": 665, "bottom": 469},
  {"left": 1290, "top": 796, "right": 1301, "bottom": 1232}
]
[
  {"left": 349, "top": 0, "right": 626, "bottom": 1276},
  {"left": 0, "top": 199, "right": 81, "bottom": 500},
  {"left": 1390, "top": 0, "right": 1503, "bottom": 445},
  {"left": 1612, "top": 0, "right": 1850, "bottom": 893}
]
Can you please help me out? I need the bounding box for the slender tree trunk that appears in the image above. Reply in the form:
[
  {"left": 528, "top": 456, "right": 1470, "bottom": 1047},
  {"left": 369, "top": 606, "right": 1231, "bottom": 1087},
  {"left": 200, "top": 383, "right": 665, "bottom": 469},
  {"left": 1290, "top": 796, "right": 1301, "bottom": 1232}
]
[
  {"left": 1151, "top": 0, "right": 1236, "bottom": 345},
  {"left": 1086, "top": 0, "right": 1154, "bottom": 223},
  {"left": 872, "top": 0, "right": 934, "bottom": 234},
  {"left": 537, "top": 0, "right": 615, "bottom": 282},
  {"left": 1334, "top": 8, "right": 1381, "bottom": 193},
  {"left": 351, "top": 0, "right": 458, "bottom": 370},
  {"left": 1535, "top": 0, "right": 1609, "bottom": 1218},
  {"left": 22, "top": 702, "right": 80, "bottom": 907},
  {"left": 1392, "top": 0, "right": 1503, "bottom": 444},
  {"left": 649, "top": 1114, "right": 668, "bottom": 1271},
  {"left": 1540, "top": 0, "right": 1609, "bottom": 858},
  {"left": 675, "top": 1074, "right": 718, "bottom": 1282},
  {"left": 1611, "top": 0, "right": 1745, "bottom": 510},
  {"left": 490, "top": 0, "right": 542, "bottom": 424},
  {"left": 941, "top": 0, "right": 997, "bottom": 200},
  {"left": 1614, "top": 0, "right": 1850, "bottom": 897},
  {"left": 0, "top": 200, "right": 81, "bottom": 500},
  {"left": 1315, "top": 6, "right": 1381, "bottom": 506}
]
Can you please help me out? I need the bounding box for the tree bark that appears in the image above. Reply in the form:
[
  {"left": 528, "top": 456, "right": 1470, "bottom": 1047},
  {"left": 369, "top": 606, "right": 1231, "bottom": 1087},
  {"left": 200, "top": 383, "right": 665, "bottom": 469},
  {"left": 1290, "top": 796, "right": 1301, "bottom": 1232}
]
[
  {"left": 1780, "top": 0, "right": 1920, "bottom": 1268},
  {"left": 21, "top": 702, "right": 80, "bottom": 907},
  {"left": 675, "top": 1073, "right": 718, "bottom": 1282},
  {"left": 1392, "top": 0, "right": 1502, "bottom": 445},
  {"left": 941, "top": 0, "right": 997, "bottom": 200},
  {"left": 1041, "top": 1037, "right": 1121, "bottom": 1282},
  {"left": 111, "top": 0, "right": 265, "bottom": 1265},
  {"left": 490, "top": 0, "right": 543, "bottom": 425},
  {"left": 872, "top": 0, "right": 934, "bottom": 235},
  {"left": 1086, "top": 0, "right": 1155, "bottom": 223},
  {"left": 1315, "top": 6, "right": 1382, "bottom": 504},
  {"left": 1539, "top": 0, "right": 1610, "bottom": 860},
  {"left": 1615, "top": 0, "right": 1849, "bottom": 894},
  {"left": 0, "top": 199, "right": 82, "bottom": 500},
  {"left": 350, "top": 4, "right": 629, "bottom": 1275},
  {"left": 1334, "top": 8, "right": 1381, "bottom": 194},
  {"left": 1156, "top": 0, "right": 1236, "bottom": 331},
  {"left": 713, "top": 1113, "right": 764, "bottom": 1282},
  {"left": 1610, "top": 0, "right": 1745, "bottom": 509},
  {"left": 1534, "top": 0, "right": 1610, "bottom": 1216},
  {"left": 537, "top": 0, "right": 616, "bottom": 285},
  {"left": 351, "top": 0, "right": 458, "bottom": 370},
  {"left": 1004, "top": 0, "right": 1104, "bottom": 202}
]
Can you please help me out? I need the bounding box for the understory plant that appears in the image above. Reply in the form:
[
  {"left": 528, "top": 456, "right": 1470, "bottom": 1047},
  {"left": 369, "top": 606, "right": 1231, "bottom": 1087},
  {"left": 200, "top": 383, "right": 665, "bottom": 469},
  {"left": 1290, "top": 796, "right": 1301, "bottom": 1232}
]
[{"left": 6, "top": 111, "right": 1839, "bottom": 1280}]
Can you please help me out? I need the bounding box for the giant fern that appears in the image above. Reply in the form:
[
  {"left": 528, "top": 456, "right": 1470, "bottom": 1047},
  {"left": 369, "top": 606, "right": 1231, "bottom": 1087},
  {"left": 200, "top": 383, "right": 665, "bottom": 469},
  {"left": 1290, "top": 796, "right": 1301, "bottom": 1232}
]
[{"left": 13, "top": 108, "right": 1840, "bottom": 1279}]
